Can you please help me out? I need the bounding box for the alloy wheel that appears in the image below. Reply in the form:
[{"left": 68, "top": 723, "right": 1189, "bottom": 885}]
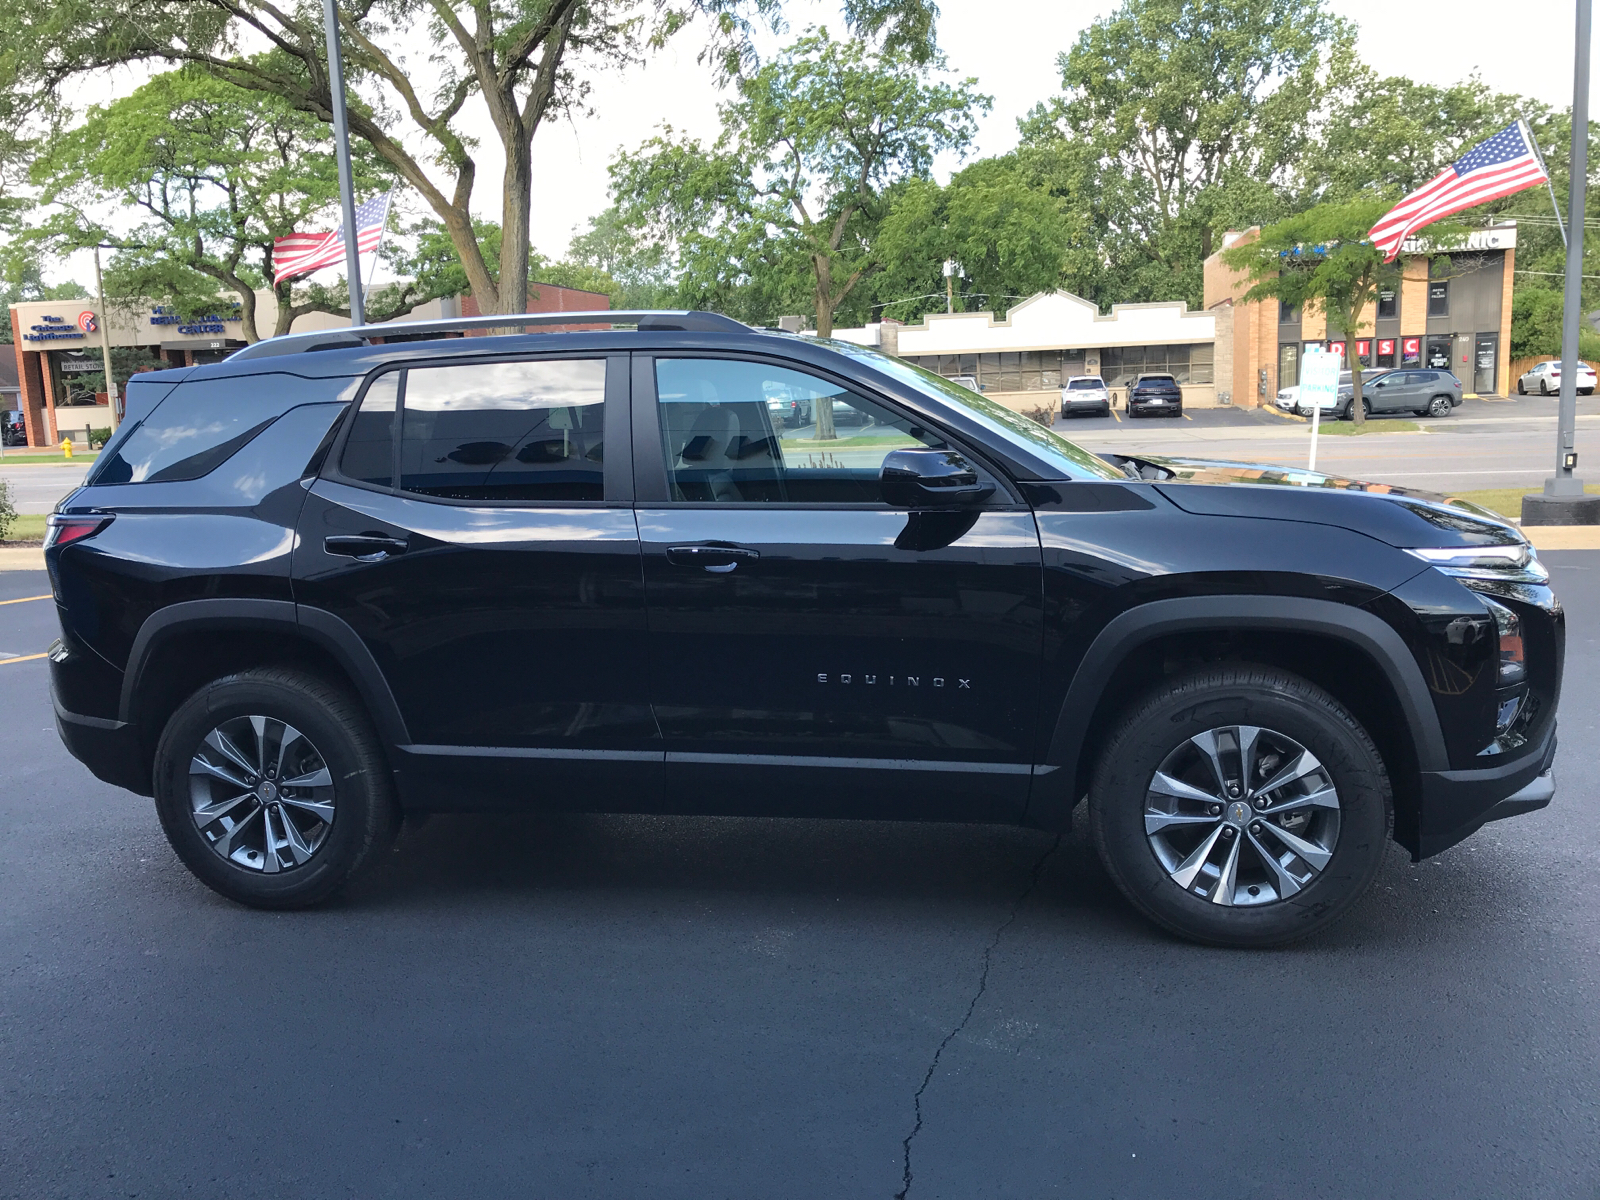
[
  {"left": 1428, "top": 396, "right": 1451, "bottom": 417},
  {"left": 1143, "top": 724, "right": 1341, "bottom": 907},
  {"left": 189, "top": 715, "right": 337, "bottom": 872}
]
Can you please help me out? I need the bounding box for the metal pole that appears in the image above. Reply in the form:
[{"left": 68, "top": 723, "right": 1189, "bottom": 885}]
[
  {"left": 94, "top": 246, "right": 120, "bottom": 431},
  {"left": 322, "top": 0, "right": 365, "bottom": 327},
  {"left": 1545, "top": 0, "right": 1590, "bottom": 502}
]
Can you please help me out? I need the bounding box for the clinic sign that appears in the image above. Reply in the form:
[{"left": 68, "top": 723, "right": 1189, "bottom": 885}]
[
  {"left": 21, "top": 312, "right": 97, "bottom": 343},
  {"left": 149, "top": 305, "right": 242, "bottom": 336}
]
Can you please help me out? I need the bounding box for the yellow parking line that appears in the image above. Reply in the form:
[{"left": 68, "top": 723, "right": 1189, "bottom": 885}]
[
  {"left": 0, "top": 652, "right": 47, "bottom": 666},
  {"left": 1183, "top": 413, "right": 1194, "bottom": 421},
  {"left": 1110, "top": 408, "right": 1121, "bottom": 422},
  {"left": 0, "top": 594, "right": 51, "bottom": 606}
]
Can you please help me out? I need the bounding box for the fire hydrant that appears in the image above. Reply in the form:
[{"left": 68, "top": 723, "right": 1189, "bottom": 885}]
[{"left": 61, "top": 437, "right": 73, "bottom": 460}]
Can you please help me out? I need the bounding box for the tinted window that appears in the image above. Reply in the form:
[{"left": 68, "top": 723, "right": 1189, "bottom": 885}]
[
  {"left": 399, "top": 359, "right": 606, "bottom": 502},
  {"left": 89, "top": 373, "right": 298, "bottom": 485},
  {"left": 1428, "top": 282, "right": 1449, "bottom": 316},
  {"left": 656, "top": 358, "right": 949, "bottom": 504},
  {"left": 338, "top": 371, "right": 399, "bottom": 488},
  {"left": 1067, "top": 377, "right": 1104, "bottom": 390}
]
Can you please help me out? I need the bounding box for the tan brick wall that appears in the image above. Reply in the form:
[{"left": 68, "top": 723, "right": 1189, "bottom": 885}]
[
  {"left": 1400, "top": 259, "right": 1429, "bottom": 337},
  {"left": 1499, "top": 246, "right": 1516, "bottom": 396},
  {"left": 1212, "top": 303, "right": 1235, "bottom": 405}
]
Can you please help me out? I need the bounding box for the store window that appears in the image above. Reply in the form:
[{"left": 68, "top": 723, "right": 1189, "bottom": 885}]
[
  {"left": 1279, "top": 300, "right": 1298, "bottom": 323},
  {"left": 903, "top": 350, "right": 1070, "bottom": 392},
  {"left": 1401, "top": 337, "right": 1421, "bottom": 366},
  {"left": 1377, "top": 290, "right": 1398, "bottom": 319},
  {"left": 1428, "top": 282, "right": 1450, "bottom": 317},
  {"left": 1101, "top": 343, "right": 1214, "bottom": 386},
  {"left": 1356, "top": 339, "right": 1372, "bottom": 367},
  {"left": 1278, "top": 343, "right": 1300, "bottom": 388},
  {"left": 1376, "top": 338, "right": 1397, "bottom": 369}
]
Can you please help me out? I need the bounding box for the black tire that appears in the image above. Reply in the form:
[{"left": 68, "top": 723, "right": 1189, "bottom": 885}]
[
  {"left": 1426, "top": 395, "right": 1452, "bottom": 418},
  {"left": 1517, "top": 379, "right": 1526, "bottom": 395},
  {"left": 153, "top": 668, "right": 400, "bottom": 909},
  {"left": 1088, "top": 666, "right": 1391, "bottom": 948}
]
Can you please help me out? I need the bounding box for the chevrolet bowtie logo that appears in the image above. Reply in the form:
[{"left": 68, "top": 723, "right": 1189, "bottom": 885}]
[{"left": 816, "top": 673, "right": 972, "bottom": 689}]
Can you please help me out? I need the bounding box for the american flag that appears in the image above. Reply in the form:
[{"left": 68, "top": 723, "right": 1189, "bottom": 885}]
[
  {"left": 272, "top": 192, "right": 393, "bottom": 283},
  {"left": 1367, "top": 121, "right": 1548, "bottom": 261}
]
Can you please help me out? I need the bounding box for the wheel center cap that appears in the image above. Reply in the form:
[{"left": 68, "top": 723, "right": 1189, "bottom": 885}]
[
  {"left": 257, "top": 780, "right": 278, "bottom": 803},
  {"left": 1225, "top": 800, "right": 1251, "bottom": 826}
]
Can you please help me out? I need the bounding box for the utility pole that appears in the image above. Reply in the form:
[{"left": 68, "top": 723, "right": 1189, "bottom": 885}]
[
  {"left": 1527, "top": 0, "right": 1598, "bottom": 524},
  {"left": 322, "top": 0, "right": 365, "bottom": 327},
  {"left": 93, "top": 246, "right": 120, "bottom": 431},
  {"left": 943, "top": 259, "right": 961, "bottom": 314}
]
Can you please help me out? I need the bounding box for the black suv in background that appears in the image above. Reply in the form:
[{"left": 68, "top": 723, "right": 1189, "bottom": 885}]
[
  {"left": 1126, "top": 373, "right": 1184, "bottom": 417},
  {"left": 47, "top": 312, "right": 1561, "bottom": 947}
]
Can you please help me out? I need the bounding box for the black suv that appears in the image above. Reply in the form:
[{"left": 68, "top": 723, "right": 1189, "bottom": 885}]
[
  {"left": 1126, "top": 373, "right": 1184, "bottom": 417},
  {"left": 46, "top": 312, "right": 1562, "bottom": 946}
]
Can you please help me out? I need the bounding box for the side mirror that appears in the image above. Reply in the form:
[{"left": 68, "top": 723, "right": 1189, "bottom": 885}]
[{"left": 881, "top": 449, "right": 995, "bottom": 508}]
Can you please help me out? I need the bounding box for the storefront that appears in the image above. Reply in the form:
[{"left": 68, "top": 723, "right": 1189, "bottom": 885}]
[{"left": 1206, "top": 224, "right": 1516, "bottom": 405}]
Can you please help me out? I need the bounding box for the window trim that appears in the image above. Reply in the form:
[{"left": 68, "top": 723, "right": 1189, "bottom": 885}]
[
  {"left": 320, "top": 350, "right": 632, "bottom": 508},
  {"left": 631, "top": 350, "right": 1025, "bottom": 511}
]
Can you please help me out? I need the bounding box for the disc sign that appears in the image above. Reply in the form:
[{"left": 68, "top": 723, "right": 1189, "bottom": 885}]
[{"left": 1300, "top": 348, "right": 1341, "bottom": 411}]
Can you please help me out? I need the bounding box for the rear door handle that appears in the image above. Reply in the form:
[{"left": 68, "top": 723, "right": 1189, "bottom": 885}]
[
  {"left": 666, "top": 544, "right": 760, "bottom": 573},
  {"left": 325, "top": 534, "right": 408, "bottom": 561}
]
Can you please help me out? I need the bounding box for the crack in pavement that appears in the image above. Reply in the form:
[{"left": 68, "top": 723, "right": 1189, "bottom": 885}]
[{"left": 894, "top": 832, "right": 1064, "bottom": 1200}]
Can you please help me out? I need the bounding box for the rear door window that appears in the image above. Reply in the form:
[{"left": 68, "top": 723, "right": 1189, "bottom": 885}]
[
  {"left": 338, "top": 371, "right": 399, "bottom": 488},
  {"left": 398, "top": 359, "right": 607, "bottom": 502}
]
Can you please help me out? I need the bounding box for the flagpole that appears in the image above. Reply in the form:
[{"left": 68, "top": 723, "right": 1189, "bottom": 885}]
[
  {"left": 1527, "top": 0, "right": 1596, "bottom": 524},
  {"left": 1522, "top": 114, "right": 1569, "bottom": 249},
  {"left": 321, "top": 0, "right": 365, "bottom": 328}
]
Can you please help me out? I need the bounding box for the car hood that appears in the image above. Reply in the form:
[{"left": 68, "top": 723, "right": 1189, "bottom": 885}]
[{"left": 1099, "top": 452, "right": 1524, "bottom": 549}]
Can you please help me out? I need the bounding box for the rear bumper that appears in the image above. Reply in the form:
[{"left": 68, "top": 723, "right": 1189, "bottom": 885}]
[
  {"left": 52, "top": 686, "right": 150, "bottom": 796},
  {"left": 1413, "top": 723, "right": 1556, "bottom": 859}
]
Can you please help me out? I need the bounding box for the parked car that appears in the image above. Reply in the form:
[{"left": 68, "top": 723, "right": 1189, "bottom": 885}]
[
  {"left": 1126, "top": 373, "right": 1183, "bottom": 417},
  {"left": 49, "top": 310, "right": 1561, "bottom": 948},
  {"left": 1061, "top": 375, "right": 1111, "bottom": 417},
  {"left": 1274, "top": 384, "right": 1302, "bottom": 411},
  {"left": 1517, "top": 359, "right": 1596, "bottom": 396},
  {"left": 2, "top": 409, "right": 25, "bottom": 446},
  {"left": 1344, "top": 369, "right": 1462, "bottom": 419},
  {"left": 1289, "top": 370, "right": 1364, "bottom": 417}
]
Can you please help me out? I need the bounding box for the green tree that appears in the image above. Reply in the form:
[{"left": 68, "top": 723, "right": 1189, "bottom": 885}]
[
  {"left": 558, "top": 207, "right": 675, "bottom": 309},
  {"left": 1020, "top": 0, "right": 1349, "bottom": 307},
  {"left": 2, "top": 0, "right": 937, "bottom": 318},
  {"left": 1224, "top": 199, "right": 1409, "bottom": 426},
  {"left": 613, "top": 29, "right": 988, "bottom": 357},
  {"left": 29, "top": 65, "right": 417, "bottom": 342},
  {"left": 872, "top": 156, "right": 1082, "bottom": 322}
]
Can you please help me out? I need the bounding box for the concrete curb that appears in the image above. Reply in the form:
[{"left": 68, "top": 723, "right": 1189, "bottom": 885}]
[
  {"left": 0, "top": 547, "right": 46, "bottom": 571},
  {"left": 1525, "top": 526, "right": 1600, "bottom": 551}
]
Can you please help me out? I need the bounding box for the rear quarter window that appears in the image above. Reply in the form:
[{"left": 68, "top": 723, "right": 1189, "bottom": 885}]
[{"left": 89, "top": 373, "right": 339, "bottom": 485}]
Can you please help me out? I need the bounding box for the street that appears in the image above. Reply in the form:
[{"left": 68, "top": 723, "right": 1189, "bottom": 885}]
[{"left": 2, "top": 556, "right": 1597, "bottom": 1199}]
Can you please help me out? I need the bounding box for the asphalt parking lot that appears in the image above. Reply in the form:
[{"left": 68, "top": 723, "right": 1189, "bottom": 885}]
[{"left": 2, "top": 558, "right": 1597, "bottom": 1199}]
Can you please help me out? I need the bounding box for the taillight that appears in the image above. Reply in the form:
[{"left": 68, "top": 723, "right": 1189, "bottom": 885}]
[{"left": 45, "top": 514, "right": 113, "bottom": 549}]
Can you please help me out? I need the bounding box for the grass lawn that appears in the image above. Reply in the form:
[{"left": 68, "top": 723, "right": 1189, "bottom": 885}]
[
  {"left": 1315, "top": 420, "right": 1421, "bottom": 436},
  {"left": 1451, "top": 485, "right": 1600, "bottom": 520},
  {"left": 1, "top": 514, "right": 48, "bottom": 543},
  {"left": 0, "top": 451, "right": 100, "bottom": 464}
]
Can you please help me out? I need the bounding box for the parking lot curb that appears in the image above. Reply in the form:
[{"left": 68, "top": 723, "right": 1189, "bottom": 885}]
[
  {"left": 1525, "top": 526, "right": 1600, "bottom": 550},
  {"left": 0, "top": 547, "right": 46, "bottom": 571}
]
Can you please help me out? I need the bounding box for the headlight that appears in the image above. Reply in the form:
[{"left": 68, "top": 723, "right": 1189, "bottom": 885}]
[
  {"left": 1479, "top": 596, "right": 1526, "bottom": 687},
  {"left": 1404, "top": 543, "right": 1548, "bottom": 583}
]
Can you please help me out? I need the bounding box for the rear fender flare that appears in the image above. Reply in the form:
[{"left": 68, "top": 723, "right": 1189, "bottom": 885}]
[{"left": 1029, "top": 595, "right": 1449, "bottom": 828}]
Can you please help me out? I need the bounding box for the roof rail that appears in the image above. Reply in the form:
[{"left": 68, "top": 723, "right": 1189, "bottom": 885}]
[{"left": 228, "top": 310, "right": 749, "bottom": 361}]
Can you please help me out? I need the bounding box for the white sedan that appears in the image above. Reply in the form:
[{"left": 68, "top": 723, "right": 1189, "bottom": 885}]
[{"left": 1517, "top": 360, "right": 1596, "bottom": 396}]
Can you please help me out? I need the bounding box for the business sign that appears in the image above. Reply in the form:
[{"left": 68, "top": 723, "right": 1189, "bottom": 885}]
[
  {"left": 20, "top": 314, "right": 88, "bottom": 343},
  {"left": 1402, "top": 337, "right": 1421, "bottom": 365},
  {"left": 77, "top": 311, "right": 97, "bottom": 334},
  {"left": 1300, "top": 347, "right": 1341, "bottom": 410},
  {"left": 149, "top": 304, "right": 242, "bottom": 336},
  {"left": 1356, "top": 339, "right": 1371, "bottom": 365},
  {"left": 59, "top": 358, "right": 100, "bottom": 373},
  {"left": 1328, "top": 341, "right": 1346, "bottom": 361},
  {"left": 1378, "top": 338, "right": 1396, "bottom": 358}
]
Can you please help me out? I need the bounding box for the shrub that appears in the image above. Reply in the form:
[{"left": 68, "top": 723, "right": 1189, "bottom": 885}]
[
  {"left": 1024, "top": 403, "right": 1056, "bottom": 426},
  {"left": 0, "top": 479, "right": 15, "bottom": 542},
  {"left": 89, "top": 427, "right": 112, "bottom": 449}
]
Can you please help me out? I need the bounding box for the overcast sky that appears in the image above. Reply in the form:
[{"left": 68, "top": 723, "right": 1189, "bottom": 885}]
[{"left": 50, "top": 0, "right": 1594, "bottom": 290}]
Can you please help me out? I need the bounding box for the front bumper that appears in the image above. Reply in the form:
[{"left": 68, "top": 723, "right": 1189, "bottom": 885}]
[{"left": 1413, "top": 723, "right": 1556, "bottom": 859}]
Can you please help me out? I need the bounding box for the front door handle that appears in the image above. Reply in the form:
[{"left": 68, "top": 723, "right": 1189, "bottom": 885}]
[
  {"left": 325, "top": 534, "right": 408, "bottom": 561},
  {"left": 666, "top": 544, "right": 760, "bottom": 573}
]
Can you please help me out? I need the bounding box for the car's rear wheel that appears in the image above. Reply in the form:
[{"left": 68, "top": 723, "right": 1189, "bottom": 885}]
[
  {"left": 1426, "top": 395, "right": 1453, "bottom": 418},
  {"left": 1089, "top": 666, "right": 1390, "bottom": 948},
  {"left": 152, "top": 668, "right": 399, "bottom": 909}
]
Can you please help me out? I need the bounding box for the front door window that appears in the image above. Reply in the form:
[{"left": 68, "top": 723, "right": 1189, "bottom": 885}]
[{"left": 654, "top": 358, "right": 948, "bottom": 504}]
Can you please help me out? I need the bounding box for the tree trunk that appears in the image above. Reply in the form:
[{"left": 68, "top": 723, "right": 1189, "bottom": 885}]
[
  {"left": 812, "top": 258, "right": 837, "bottom": 439},
  {"left": 233, "top": 283, "right": 261, "bottom": 344},
  {"left": 1348, "top": 334, "right": 1365, "bottom": 427},
  {"left": 496, "top": 137, "right": 534, "bottom": 317}
]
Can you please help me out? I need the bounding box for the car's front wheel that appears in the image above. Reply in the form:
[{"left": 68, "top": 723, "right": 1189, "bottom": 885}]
[
  {"left": 152, "top": 668, "right": 399, "bottom": 909},
  {"left": 1517, "top": 379, "right": 1527, "bottom": 394},
  {"left": 1089, "top": 666, "right": 1390, "bottom": 947}
]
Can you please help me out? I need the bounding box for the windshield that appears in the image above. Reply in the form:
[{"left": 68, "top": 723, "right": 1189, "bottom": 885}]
[{"left": 820, "top": 339, "right": 1124, "bottom": 480}]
